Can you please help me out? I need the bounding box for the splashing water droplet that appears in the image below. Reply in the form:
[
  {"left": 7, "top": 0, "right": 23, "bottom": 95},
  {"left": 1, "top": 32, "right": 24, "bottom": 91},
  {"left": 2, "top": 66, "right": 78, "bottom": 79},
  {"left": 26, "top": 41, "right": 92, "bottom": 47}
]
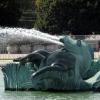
[{"left": 0, "top": 27, "right": 63, "bottom": 46}]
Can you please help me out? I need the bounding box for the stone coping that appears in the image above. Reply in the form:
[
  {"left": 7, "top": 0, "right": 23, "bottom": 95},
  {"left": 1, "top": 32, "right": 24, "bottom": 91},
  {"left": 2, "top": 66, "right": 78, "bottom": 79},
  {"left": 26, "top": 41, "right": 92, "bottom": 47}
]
[
  {"left": 0, "top": 52, "right": 100, "bottom": 60},
  {"left": 94, "top": 52, "right": 100, "bottom": 59},
  {"left": 0, "top": 52, "right": 99, "bottom": 60},
  {"left": 0, "top": 54, "right": 27, "bottom": 60},
  {"left": 0, "top": 52, "right": 99, "bottom": 66},
  {"left": 0, "top": 54, "right": 27, "bottom": 66}
]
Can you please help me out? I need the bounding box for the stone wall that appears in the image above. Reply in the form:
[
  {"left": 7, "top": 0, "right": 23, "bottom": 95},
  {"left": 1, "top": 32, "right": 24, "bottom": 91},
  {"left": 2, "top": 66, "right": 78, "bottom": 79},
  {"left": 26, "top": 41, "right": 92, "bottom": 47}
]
[
  {"left": 6, "top": 43, "right": 60, "bottom": 54},
  {"left": 0, "top": 43, "right": 7, "bottom": 53}
]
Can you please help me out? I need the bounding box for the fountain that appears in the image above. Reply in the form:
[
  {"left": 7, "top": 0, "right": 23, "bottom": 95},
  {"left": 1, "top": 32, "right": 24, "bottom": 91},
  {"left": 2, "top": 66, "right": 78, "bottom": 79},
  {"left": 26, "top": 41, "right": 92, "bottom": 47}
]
[
  {"left": 0, "top": 27, "right": 63, "bottom": 45},
  {"left": 1, "top": 28, "right": 100, "bottom": 91},
  {"left": 0, "top": 27, "right": 63, "bottom": 53}
]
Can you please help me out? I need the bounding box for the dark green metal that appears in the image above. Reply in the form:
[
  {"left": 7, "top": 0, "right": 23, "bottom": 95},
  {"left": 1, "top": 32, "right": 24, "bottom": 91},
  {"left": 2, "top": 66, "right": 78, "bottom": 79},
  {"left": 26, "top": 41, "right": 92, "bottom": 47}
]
[{"left": 1, "top": 36, "right": 100, "bottom": 91}]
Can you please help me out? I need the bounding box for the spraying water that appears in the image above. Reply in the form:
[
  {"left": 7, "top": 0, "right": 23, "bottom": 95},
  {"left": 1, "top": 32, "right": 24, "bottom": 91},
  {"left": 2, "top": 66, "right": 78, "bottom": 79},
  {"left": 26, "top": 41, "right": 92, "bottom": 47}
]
[{"left": 0, "top": 27, "right": 63, "bottom": 46}]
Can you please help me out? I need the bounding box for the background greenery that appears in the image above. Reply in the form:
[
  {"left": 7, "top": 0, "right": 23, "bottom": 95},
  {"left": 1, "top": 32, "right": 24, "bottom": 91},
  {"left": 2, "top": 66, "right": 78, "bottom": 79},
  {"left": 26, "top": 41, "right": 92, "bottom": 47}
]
[
  {"left": 0, "top": 0, "right": 21, "bottom": 26},
  {"left": 34, "top": 0, "right": 100, "bottom": 35},
  {"left": 0, "top": 0, "right": 100, "bottom": 35}
]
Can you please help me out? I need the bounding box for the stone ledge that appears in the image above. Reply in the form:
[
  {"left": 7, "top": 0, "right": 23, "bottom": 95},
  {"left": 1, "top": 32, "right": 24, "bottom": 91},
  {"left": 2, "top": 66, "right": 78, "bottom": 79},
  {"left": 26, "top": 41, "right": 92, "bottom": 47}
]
[{"left": 0, "top": 54, "right": 27, "bottom": 60}]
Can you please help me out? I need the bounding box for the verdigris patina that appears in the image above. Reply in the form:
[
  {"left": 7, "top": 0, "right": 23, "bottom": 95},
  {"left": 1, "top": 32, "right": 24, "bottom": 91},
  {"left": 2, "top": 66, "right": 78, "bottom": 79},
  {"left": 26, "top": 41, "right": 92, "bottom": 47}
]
[{"left": 1, "top": 36, "right": 100, "bottom": 91}]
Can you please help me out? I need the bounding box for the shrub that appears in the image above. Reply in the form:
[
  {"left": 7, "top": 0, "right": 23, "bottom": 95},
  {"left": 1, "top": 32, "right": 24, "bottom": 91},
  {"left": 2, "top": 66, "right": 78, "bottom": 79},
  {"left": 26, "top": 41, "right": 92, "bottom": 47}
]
[
  {"left": 0, "top": 0, "right": 21, "bottom": 27},
  {"left": 34, "top": 0, "right": 100, "bottom": 35}
]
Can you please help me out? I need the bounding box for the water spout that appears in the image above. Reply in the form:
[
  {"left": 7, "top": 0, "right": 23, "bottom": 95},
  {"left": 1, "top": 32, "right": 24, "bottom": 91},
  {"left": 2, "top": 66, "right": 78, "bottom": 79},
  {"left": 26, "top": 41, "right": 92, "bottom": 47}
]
[{"left": 0, "top": 27, "right": 63, "bottom": 46}]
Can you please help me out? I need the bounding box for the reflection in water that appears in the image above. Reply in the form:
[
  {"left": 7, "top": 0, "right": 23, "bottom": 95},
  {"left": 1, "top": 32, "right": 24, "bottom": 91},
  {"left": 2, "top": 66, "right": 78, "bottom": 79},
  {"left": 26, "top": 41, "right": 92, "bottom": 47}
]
[{"left": 0, "top": 69, "right": 100, "bottom": 100}]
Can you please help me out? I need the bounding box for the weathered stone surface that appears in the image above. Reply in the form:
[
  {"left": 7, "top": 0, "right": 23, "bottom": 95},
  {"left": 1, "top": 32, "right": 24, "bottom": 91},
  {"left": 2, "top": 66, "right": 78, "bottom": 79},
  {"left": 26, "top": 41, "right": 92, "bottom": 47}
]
[
  {"left": 20, "top": 45, "right": 31, "bottom": 53},
  {"left": 7, "top": 45, "right": 18, "bottom": 54}
]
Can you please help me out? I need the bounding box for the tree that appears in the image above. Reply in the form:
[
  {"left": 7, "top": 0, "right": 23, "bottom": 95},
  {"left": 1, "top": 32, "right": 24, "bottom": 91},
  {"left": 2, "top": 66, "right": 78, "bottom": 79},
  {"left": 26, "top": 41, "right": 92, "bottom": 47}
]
[
  {"left": 0, "top": 0, "right": 21, "bottom": 27},
  {"left": 34, "top": 0, "right": 100, "bottom": 35}
]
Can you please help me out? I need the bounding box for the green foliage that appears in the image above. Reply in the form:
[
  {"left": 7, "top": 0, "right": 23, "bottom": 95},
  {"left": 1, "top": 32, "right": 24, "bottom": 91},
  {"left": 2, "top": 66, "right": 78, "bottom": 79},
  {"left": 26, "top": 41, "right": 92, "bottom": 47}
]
[
  {"left": 34, "top": 0, "right": 63, "bottom": 34},
  {"left": 0, "top": 0, "right": 21, "bottom": 27},
  {"left": 34, "top": 0, "right": 100, "bottom": 35}
]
